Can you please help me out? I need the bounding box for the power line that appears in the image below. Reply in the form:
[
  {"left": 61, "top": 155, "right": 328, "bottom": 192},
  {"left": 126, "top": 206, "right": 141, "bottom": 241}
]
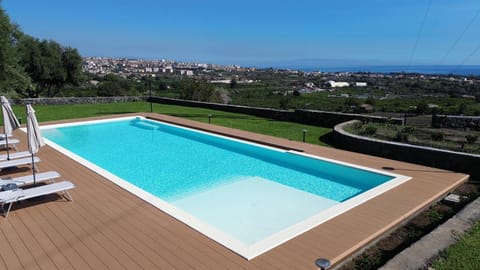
[
  {"left": 454, "top": 41, "right": 480, "bottom": 73},
  {"left": 440, "top": 7, "right": 480, "bottom": 64},
  {"left": 408, "top": 0, "right": 433, "bottom": 66}
]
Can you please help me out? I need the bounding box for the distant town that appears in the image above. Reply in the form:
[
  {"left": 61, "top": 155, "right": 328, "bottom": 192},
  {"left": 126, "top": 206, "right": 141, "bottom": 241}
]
[
  {"left": 83, "top": 56, "right": 479, "bottom": 84},
  {"left": 82, "top": 57, "right": 255, "bottom": 76},
  {"left": 83, "top": 57, "right": 479, "bottom": 97}
]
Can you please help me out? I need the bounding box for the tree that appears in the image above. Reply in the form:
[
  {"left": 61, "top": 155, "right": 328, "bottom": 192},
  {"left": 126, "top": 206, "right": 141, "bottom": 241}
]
[
  {"left": 457, "top": 103, "right": 467, "bottom": 115},
  {"left": 365, "top": 96, "right": 376, "bottom": 106},
  {"left": 279, "top": 95, "right": 291, "bottom": 110},
  {"left": 97, "top": 74, "right": 130, "bottom": 96},
  {"left": 157, "top": 80, "right": 168, "bottom": 91},
  {"left": 62, "top": 47, "right": 83, "bottom": 86},
  {"left": 176, "top": 79, "right": 218, "bottom": 102},
  {"left": 16, "top": 35, "right": 41, "bottom": 97},
  {"left": 0, "top": 6, "right": 30, "bottom": 94},
  {"left": 344, "top": 97, "right": 359, "bottom": 107},
  {"left": 416, "top": 100, "right": 428, "bottom": 114},
  {"left": 230, "top": 78, "right": 237, "bottom": 88},
  {"left": 17, "top": 36, "right": 83, "bottom": 97}
]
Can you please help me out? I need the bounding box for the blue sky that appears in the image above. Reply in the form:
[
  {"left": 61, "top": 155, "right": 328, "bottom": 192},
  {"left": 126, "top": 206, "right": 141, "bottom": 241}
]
[{"left": 3, "top": 0, "right": 480, "bottom": 67}]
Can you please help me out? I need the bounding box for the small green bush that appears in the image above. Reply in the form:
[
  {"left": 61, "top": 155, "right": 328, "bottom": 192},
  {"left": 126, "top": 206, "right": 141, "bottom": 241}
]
[
  {"left": 362, "top": 125, "right": 378, "bottom": 136},
  {"left": 384, "top": 118, "right": 395, "bottom": 127},
  {"left": 431, "top": 132, "right": 444, "bottom": 141},
  {"left": 353, "top": 254, "right": 381, "bottom": 270},
  {"left": 426, "top": 209, "right": 444, "bottom": 223},
  {"left": 465, "top": 134, "right": 478, "bottom": 144},
  {"left": 395, "top": 131, "right": 409, "bottom": 142},
  {"left": 352, "top": 122, "right": 363, "bottom": 130},
  {"left": 401, "top": 126, "right": 415, "bottom": 134}
]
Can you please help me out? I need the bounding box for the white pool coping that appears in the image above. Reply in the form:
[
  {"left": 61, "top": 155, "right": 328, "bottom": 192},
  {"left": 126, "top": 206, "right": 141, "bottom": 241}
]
[{"left": 31, "top": 116, "right": 412, "bottom": 260}]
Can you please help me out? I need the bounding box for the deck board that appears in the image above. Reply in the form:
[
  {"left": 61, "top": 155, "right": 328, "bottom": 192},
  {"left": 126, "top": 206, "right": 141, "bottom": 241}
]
[
  {"left": 0, "top": 112, "right": 468, "bottom": 269},
  {"left": 0, "top": 222, "right": 27, "bottom": 270},
  {"left": 8, "top": 216, "right": 56, "bottom": 270},
  {"left": 16, "top": 210, "right": 73, "bottom": 270}
]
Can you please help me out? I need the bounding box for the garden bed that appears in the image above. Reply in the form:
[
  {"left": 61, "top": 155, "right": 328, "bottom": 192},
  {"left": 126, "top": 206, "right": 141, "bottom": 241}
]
[
  {"left": 344, "top": 122, "right": 480, "bottom": 154},
  {"left": 337, "top": 182, "right": 479, "bottom": 270}
]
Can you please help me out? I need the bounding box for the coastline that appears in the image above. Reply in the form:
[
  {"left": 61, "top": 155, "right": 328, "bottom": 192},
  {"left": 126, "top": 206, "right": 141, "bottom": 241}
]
[{"left": 297, "top": 65, "right": 480, "bottom": 76}]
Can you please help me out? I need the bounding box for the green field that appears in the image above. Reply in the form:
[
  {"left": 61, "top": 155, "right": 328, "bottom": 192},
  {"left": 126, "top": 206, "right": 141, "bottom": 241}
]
[{"left": 9, "top": 101, "right": 331, "bottom": 146}]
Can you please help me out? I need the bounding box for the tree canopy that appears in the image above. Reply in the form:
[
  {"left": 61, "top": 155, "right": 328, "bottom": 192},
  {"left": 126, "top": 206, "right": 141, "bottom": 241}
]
[
  {"left": 176, "top": 79, "right": 221, "bottom": 102},
  {"left": 0, "top": 6, "right": 31, "bottom": 94},
  {"left": 0, "top": 4, "right": 83, "bottom": 98}
]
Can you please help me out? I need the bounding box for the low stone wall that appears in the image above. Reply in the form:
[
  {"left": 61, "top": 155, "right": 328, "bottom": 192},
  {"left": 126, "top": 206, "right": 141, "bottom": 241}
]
[
  {"left": 432, "top": 114, "right": 480, "bottom": 130},
  {"left": 13, "top": 96, "right": 146, "bottom": 106},
  {"left": 332, "top": 120, "right": 478, "bottom": 179},
  {"left": 291, "top": 109, "right": 403, "bottom": 127},
  {"left": 150, "top": 97, "right": 403, "bottom": 128}
]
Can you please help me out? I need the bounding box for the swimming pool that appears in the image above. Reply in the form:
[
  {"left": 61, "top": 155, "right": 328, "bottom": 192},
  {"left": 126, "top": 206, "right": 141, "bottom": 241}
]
[{"left": 40, "top": 116, "right": 411, "bottom": 259}]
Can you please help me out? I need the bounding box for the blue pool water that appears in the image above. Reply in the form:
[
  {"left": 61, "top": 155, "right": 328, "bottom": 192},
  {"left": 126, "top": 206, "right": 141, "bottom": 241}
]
[{"left": 41, "top": 117, "right": 400, "bottom": 252}]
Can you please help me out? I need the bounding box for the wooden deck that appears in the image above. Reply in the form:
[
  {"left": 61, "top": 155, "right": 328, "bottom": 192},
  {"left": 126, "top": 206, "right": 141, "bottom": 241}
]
[{"left": 0, "top": 113, "right": 468, "bottom": 270}]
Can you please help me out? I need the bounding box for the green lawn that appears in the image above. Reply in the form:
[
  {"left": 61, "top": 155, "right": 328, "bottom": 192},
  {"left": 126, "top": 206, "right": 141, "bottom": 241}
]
[
  {"left": 431, "top": 221, "right": 480, "bottom": 270},
  {"left": 10, "top": 102, "right": 331, "bottom": 146}
]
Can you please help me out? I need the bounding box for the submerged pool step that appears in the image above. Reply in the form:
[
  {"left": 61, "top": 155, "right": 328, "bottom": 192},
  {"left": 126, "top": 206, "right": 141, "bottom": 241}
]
[{"left": 130, "top": 121, "right": 160, "bottom": 130}]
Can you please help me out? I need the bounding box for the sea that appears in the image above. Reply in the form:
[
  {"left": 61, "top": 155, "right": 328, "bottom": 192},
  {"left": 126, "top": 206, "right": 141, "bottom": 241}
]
[{"left": 297, "top": 65, "right": 480, "bottom": 76}]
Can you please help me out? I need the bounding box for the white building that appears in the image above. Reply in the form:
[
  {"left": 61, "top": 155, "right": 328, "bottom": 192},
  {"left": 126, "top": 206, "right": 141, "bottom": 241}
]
[
  {"left": 161, "top": 66, "right": 173, "bottom": 73},
  {"left": 326, "top": 80, "right": 350, "bottom": 88},
  {"left": 355, "top": 82, "right": 367, "bottom": 87},
  {"left": 210, "top": 79, "right": 231, "bottom": 84},
  {"left": 180, "top": 70, "right": 194, "bottom": 76},
  {"left": 304, "top": 82, "right": 315, "bottom": 88}
]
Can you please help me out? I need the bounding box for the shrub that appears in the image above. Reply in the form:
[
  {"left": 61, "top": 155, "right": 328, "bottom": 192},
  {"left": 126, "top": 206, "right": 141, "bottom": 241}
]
[
  {"left": 279, "top": 95, "right": 291, "bottom": 110},
  {"left": 401, "top": 126, "right": 415, "bottom": 134},
  {"left": 395, "top": 131, "right": 409, "bottom": 142},
  {"left": 362, "top": 125, "right": 378, "bottom": 136},
  {"left": 353, "top": 254, "right": 381, "bottom": 270},
  {"left": 384, "top": 117, "right": 395, "bottom": 127},
  {"left": 466, "top": 134, "right": 478, "bottom": 144},
  {"left": 352, "top": 122, "right": 363, "bottom": 130},
  {"left": 426, "top": 209, "right": 444, "bottom": 223},
  {"left": 431, "top": 132, "right": 444, "bottom": 141}
]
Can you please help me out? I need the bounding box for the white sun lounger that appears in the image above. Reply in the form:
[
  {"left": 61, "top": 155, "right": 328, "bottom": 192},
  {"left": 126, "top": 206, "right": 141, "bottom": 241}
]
[
  {"left": 0, "top": 134, "right": 12, "bottom": 140},
  {"left": 0, "top": 171, "right": 60, "bottom": 187},
  {"left": 0, "top": 181, "right": 75, "bottom": 217},
  {"left": 0, "top": 157, "right": 40, "bottom": 170},
  {"left": 0, "top": 151, "right": 32, "bottom": 161},
  {"left": 0, "top": 138, "right": 18, "bottom": 149}
]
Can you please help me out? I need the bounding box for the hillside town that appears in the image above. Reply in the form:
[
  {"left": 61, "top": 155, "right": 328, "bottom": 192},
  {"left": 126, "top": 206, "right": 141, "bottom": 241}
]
[
  {"left": 83, "top": 57, "right": 480, "bottom": 85},
  {"left": 82, "top": 57, "right": 254, "bottom": 76}
]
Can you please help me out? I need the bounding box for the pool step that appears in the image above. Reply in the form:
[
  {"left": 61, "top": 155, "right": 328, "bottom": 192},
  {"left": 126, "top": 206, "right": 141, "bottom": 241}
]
[{"left": 130, "top": 121, "right": 160, "bottom": 130}]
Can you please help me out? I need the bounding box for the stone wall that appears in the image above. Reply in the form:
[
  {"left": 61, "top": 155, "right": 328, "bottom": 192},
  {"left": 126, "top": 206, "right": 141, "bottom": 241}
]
[
  {"left": 291, "top": 109, "right": 403, "bottom": 127},
  {"left": 12, "top": 96, "right": 146, "bottom": 106},
  {"left": 150, "top": 97, "right": 403, "bottom": 128},
  {"left": 332, "top": 120, "right": 478, "bottom": 179},
  {"left": 432, "top": 115, "right": 480, "bottom": 130}
]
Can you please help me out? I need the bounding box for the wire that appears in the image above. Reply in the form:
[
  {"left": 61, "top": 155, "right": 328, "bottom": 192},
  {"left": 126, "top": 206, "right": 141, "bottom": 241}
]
[
  {"left": 454, "top": 41, "right": 480, "bottom": 73},
  {"left": 408, "top": 0, "right": 433, "bottom": 66},
  {"left": 440, "top": 7, "right": 480, "bottom": 64}
]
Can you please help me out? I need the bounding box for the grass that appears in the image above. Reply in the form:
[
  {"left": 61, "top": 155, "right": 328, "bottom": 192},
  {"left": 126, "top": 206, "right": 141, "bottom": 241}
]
[
  {"left": 431, "top": 221, "right": 480, "bottom": 270},
  {"left": 10, "top": 101, "right": 332, "bottom": 146}
]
